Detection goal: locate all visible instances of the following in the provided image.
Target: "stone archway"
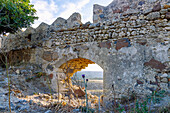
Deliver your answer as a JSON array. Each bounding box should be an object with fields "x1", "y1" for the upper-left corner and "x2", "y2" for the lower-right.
[
  {"x1": 51, "y1": 57, "x2": 104, "y2": 97},
  {"x1": 59, "y1": 58, "x2": 95, "y2": 77}
]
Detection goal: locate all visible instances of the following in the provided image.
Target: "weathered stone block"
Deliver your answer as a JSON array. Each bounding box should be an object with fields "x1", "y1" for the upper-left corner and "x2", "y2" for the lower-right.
[
  {"x1": 43, "y1": 51, "x2": 53, "y2": 61},
  {"x1": 115, "y1": 38, "x2": 131, "y2": 50},
  {"x1": 137, "y1": 80, "x2": 144, "y2": 84},
  {"x1": 49, "y1": 73, "x2": 53, "y2": 79},
  {"x1": 152, "y1": 3, "x2": 161, "y2": 12},
  {"x1": 36, "y1": 22, "x2": 49, "y2": 32},
  {"x1": 67, "y1": 13, "x2": 82, "y2": 28},
  {"x1": 73, "y1": 87, "x2": 85, "y2": 97},
  {"x1": 144, "y1": 58, "x2": 166, "y2": 71},
  {"x1": 164, "y1": 4, "x2": 170, "y2": 9},
  {"x1": 165, "y1": 12, "x2": 170, "y2": 19},
  {"x1": 147, "y1": 12, "x2": 160, "y2": 20},
  {"x1": 99, "y1": 41, "x2": 111, "y2": 49},
  {"x1": 52, "y1": 52, "x2": 59, "y2": 61},
  {"x1": 136, "y1": 39, "x2": 147, "y2": 45},
  {"x1": 47, "y1": 64, "x2": 54, "y2": 71},
  {"x1": 51, "y1": 17, "x2": 67, "y2": 28},
  {"x1": 42, "y1": 51, "x2": 58, "y2": 61}
]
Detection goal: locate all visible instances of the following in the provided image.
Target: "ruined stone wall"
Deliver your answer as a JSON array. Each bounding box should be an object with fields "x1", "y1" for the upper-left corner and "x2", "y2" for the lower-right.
[
  {"x1": 0, "y1": 0, "x2": 169, "y2": 100},
  {"x1": 1, "y1": 2, "x2": 169, "y2": 51},
  {"x1": 93, "y1": 0, "x2": 169, "y2": 23}
]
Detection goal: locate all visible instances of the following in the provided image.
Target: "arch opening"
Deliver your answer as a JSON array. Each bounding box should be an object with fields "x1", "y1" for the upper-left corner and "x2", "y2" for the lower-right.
[
  {"x1": 72, "y1": 64, "x2": 103, "y2": 96},
  {"x1": 58, "y1": 58, "x2": 103, "y2": 97}
]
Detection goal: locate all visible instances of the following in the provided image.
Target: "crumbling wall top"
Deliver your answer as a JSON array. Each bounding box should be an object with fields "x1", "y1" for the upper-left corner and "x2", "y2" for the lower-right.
[{"x1": 93, "y1": 0, "x2": 169, "y2": 23}]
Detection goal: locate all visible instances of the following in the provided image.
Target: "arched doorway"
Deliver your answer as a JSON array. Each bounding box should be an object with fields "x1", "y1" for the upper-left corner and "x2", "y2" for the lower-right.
[{"x1": 58, "y1": 58, "x2": 104, "y2": 97}]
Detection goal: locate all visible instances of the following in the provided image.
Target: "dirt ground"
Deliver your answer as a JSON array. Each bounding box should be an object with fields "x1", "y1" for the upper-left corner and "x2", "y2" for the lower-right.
[{"x1": 73, "y1": 79, "x2": 103, "y2": 96}]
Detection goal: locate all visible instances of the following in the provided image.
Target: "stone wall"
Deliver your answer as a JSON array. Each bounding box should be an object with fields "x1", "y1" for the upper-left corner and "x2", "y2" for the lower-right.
[
  {"x1": 0, "y1": 0, "x2": 169, "y2": 101},
  {"x1": 93, "y1": 0, "x2": 169, "y2": 23}
]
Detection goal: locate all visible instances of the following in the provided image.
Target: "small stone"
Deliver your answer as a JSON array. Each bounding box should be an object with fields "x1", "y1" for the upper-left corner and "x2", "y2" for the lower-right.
[
  {"x1": 72, "y1": 109, "x2": 80, "y2": 112},
  {"x1": 112, "y1": 9, "x2": 121, "y2": 13},
  {"x1": 99, "y1": 41, "x2": 111, "y2": 49},
  {"x1": 139, "y1": 30, "x2": 146, "y2": 34},
  {"x1": 150, "y1": 81, "x2": 158, "y2": 85},
  {"x1": 161, "y1": 78, "x2": 168, "y2": 83},
  {"x1": 119, "y1": 24, "x2": 125, "y2": 28},
  {"x1": 147, "y1": 12, "x2": 160, "y2": 20},
  {"x1": 127, "y1": 32, "x2": 130, "y2": 36},
  {"x1": 29, "y1": 100, "x2": 33, "y2": 105},
  {"x1": 45, "y1": 110, "x2": 52, "y2": 113},
  {"x1": 131, "y1": 31, "x2": 137, "y2": 36},
  {"x1": 49, "y1": 73, "x2": 53, "y2": 79},
  {"x1": 152, "y1": 3, "x2": 161, "y2": 12},
  {"x1": 143, "y1": 8, "x2": 152, "y2": 15},
  {"x1": 164, "y1": 4, "x2": 170, "y2": 9},
  {"x1": 161, "y1": 73, "x2": 168, "y2": 77},
  {"x1": 112, "y1": 32, "x2": 118, "y2": 37},
  {"x1": 138, "y1": 1, "x2": 145, "y2": 6},
  {"x1": 130, "y1": 16, "x2": 137, "y2": 20},
  {"x1": 161, "y1": 15, "x2": 165, "y2": 19},
  {"x1": 119, "y1": 31, "x2": 125, "y2": 37},
  {"x1": 70, "y1": 94, "x2": 74, "y2": 99},
  {"x1": 73, "y1": 87, "x2": 85, "y2": 97},
  {"x1": 165, "y1": 27, "x2": 170, "y2": 31},
  {"x1": 136, "y1": 39, "x2": 147, "y2": 45},
  {"x1": 0, "y1": 106, "x2": 6, "y2": 111},
  {"x1": 15, "y1": 105, "x2": 21, "y2": 110},
  {"x1": 82, "y1": 21, "x2": 91, "y2": 28},
  {"x1": 123, "y1": 18, "x2": 129, "y2": 21},
  {"x1": 165, "y1": 12, "x2": 170, "y2": 19},
  {"x1": 147, "y1": 0, "x2": 157, "y2": 3},
  {"x1": 139, "y1": 15, "x2": 144, "y2": 19},
  {"x1": 46, "y1": 64, "x2": 54, "y2": 71},
  {"x1": 137, "y1": 80, "x2": 144, "y2": 84},
  {"x1": 99, "y1": 14, "x2": 105, "y2": 18}
]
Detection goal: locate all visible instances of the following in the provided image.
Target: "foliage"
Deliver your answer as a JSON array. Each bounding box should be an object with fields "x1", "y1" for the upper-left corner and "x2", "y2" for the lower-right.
[
  {"x1": 147, "y1": 90, "x2": 166, "y2": 104},
  {"x1": 157, "y1": 105, "x2": 170, "y2": 113},
  {"x1": 117, "y1": 90, "x2": 167, "y2": 113},
  {"x1": 0, "y1": 0, "x2": 38, "y2": 34},
  {"x1": 36, "y1": 72, "x2": 46, "y2": 78},
  {"x1": 116, "y1": 104, "x2": 125, "y2": 112},
  {"x1": 131, "y1": 100, "x2": 148, "y2": 113},
  {"x1": 25, "y1": 72, "x2": 46, "y2": 82},
  {"x1": 79, "y1": 106, "x2": 95, "y2": 113}
]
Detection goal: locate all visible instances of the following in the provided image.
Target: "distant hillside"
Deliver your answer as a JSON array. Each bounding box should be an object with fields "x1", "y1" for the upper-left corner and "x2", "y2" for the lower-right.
[{"x1": 72, "y1": 71, "x2": 103, "y2": 80}]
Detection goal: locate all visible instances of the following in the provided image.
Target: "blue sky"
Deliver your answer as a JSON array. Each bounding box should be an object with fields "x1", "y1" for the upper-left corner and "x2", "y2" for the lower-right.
[{"x1": 30, "y1": 0, "x2": 113, "y2": 28}]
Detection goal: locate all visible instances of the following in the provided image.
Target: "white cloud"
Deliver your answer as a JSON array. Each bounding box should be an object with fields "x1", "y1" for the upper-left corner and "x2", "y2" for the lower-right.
[
  {"x1": 59, "y1": 0, "x2": 90, "y2": 21},
  {"x1": 31, "y1": 0, "x2": 58, "y2": 28},
  {"x1": 30, "y1": 0, "x2": 113, "y2": 27}
]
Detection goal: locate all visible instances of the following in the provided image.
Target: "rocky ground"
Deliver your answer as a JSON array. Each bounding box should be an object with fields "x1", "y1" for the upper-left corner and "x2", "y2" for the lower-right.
[
  {"x1": 0, "y1": 68, "x2": 170, "y2": 113},
  {"x1": 0, "y1": 69, "x2": 102, "y2": 113}
]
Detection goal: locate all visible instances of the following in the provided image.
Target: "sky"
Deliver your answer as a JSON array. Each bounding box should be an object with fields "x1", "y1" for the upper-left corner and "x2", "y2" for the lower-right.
[
  {"x1": 30, "y1": 0, "x2": 111, "y2": 71},
  {"x1": 30, "y1": 0, "x2": 113, "y2": 28},
  {"x1": 81, "y1": 64, "x2": 103, "y2": 71}
]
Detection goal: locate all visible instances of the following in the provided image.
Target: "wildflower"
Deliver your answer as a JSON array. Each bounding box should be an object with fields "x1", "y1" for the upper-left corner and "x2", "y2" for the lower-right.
[
  {"x1": 82, "y1": 74, "x2": 85, "y2": 78},
  {"x1": 86, "y1": 79, "x2": 88, "y2": 82}
]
